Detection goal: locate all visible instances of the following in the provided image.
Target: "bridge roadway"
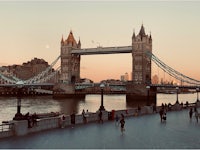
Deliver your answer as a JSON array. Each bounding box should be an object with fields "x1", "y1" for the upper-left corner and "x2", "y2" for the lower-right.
[{"x1": 0, "y1": 108, "x2": 199, "y2": 149}]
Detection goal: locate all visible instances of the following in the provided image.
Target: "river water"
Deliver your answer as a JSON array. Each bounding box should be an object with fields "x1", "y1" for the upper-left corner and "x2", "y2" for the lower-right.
[{"x1": 0, "y1": 93, "x2": 198, "y2": 123}]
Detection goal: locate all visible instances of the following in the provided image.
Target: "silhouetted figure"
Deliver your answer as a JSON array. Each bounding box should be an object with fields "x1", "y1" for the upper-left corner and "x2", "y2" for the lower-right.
[
  {"x1": 138, "y1": 105, "x2": 141, "y2": 115},
  {"x1": 71, "y1": 111, "x2": 76, "y2": 127},
  {"x1": 189, "y1": 108, "x2": 193, "y2": 120},
  {"x1": 32, "y1": 113, "x2": 38, "y2": 127},
  {"x1": 98, "y1": 110, "x2": 103, "y2": 123},
  {"x1": 159, "y1": 108, "x2": 164, "y2": 122},
  {"x1": 186, "y1": 101, "x2": 189, "y2": 108},
  {"x1": 194, "y1": 108, "x2": 199, "y2": 123},
  {"x1": 25, "y1": 112, "x2": 32, "y2": 128},
  {"x1": 164, "y1": 103, "x2": 168, "y2": 111},
  {"x1": 61, "y1": 115, "x2": 66, "y2": 128},
  {"x1": 194, "y1": 107, "x2": 197, "y2": 112},
  {"x1": 115, "y1": 114, "x2": 119, "y2": 126},
  {"x1": 180, "y1": 102, "x2": 183, "y2": 109},
  {"x1": 82, "y1": 109, "x2": 87, "y2": 124},
  {"x1": 153, "y1": 104, "x2": 157, "y2": 113},
  {"x1": 168, "y1": 103, "x2": 172, "y2": 111},
  {"x1": 161, "y1": 103, "x2": 164, "y2": 110},
  {"x1": 162, "y1": 112, "x2": 167, "y2": 121},
  {"x1": 120, "y1": 114, "x2": 125, "y2": 135}
]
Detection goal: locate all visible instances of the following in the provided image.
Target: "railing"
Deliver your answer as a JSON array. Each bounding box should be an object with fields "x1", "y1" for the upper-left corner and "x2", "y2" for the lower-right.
[
  {"x1": 0, "y1": 122, "x2": 14, "y2": 132},
  {"x1": 0, "y1": 122, "x2": 14, "y2": 138}
]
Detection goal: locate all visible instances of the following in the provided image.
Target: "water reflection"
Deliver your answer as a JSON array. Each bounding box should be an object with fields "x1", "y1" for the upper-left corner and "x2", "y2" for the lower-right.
[{"x1": 0, "y1": 93, "x2": 198, "y2": 123}]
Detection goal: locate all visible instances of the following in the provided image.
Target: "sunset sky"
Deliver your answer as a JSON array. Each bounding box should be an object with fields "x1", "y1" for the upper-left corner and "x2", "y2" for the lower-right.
[{"x1": 0, "y1": 0, "x2": 200, "y2": 82}]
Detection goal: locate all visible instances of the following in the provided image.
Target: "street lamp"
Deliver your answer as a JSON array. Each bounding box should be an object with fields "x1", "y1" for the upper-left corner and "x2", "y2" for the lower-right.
[
  {"x1": 99, "y1": 83, "x2": 105, "y2": 111},
  {"x1": 196, "y1": 88, "x2": 199, "y2": 102},
  {"x1": 13, "y1": 81, "x2": 24, "y2": 120},
  {"x1": 146, "y1": 85, "x2": 150, "y2": 106},
  {"x1": 176, "y1": 87, "x2": 179, "y2": 104}
]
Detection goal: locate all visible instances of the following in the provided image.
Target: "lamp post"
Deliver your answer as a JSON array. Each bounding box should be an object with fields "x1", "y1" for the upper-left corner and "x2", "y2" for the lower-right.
[
  {"x1": 196, "y1": 88, "x2": 199, "y2": 102},
  {"x1": 99, "y1": 83, "x2": 105, "y2": 111},
  {"x1": 13, "y1": 81, "x2": 24, "y2": 120},
  {"x1": 176, "y1": 87, "x2": 179, "y2": 104},
  {"x1": 146, "y1": 86, "x2": 150, "y2": 106}
]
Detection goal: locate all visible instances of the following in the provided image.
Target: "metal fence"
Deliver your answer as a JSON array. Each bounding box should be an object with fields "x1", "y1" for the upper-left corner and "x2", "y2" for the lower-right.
[{"x1": 0, "y1": 122, "x2": 14, "y2": 132}]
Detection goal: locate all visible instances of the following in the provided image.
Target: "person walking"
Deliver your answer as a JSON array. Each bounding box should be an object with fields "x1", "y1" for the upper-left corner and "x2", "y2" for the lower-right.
[
  {"x1": 153, "y1": 104, "x2": 157, "y2": 113},
  {"x1": 98, "y1": 110, "x2": 103, "y2": 124},
  {"x1": 115, "y1": 114, "x2": 119, "y2": 126},
  {"x1": 60, "y1": 114, "x2": 66, "y2": 128},
  {"x1": 82, "y1": 109, "x2": 86, "y2": 124},
  {"x1": 159, "y1": 108, "x2": 164, "y2": 122},
  {"x1": 189, "y1": 108, "x2": 193, "y2": 120},
  {"x1": 120, "y1": 114, "x2": 125, "y2": 135},
  {"x1": 194, "y1": 108, "x2": 199, "y2": 123}
]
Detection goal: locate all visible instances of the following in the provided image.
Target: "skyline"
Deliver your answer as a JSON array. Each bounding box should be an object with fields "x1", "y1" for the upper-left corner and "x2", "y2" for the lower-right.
[{"x1": 0, "y1": 1, "x2": 200, "y2": 82}]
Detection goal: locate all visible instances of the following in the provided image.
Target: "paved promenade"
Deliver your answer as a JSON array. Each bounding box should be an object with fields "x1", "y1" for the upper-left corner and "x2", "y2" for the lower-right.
[{"x1": 0, "y1": 108, "x2": 199, "y2": 149}]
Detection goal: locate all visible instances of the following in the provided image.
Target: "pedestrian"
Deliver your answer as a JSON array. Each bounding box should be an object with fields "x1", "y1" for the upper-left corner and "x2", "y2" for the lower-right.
[
  {"x1": 82, "y1": 109, "x2": 86, "y2": 124},
  {"x1": 115, "y1": 114, "x2": 119, "y2": 126},
  {"x1": 85, "y1": 109, "x2": 89, "y2": 118},
  {"x1": 153, "y1": 104, "x2": 157, "y2": 113},
  {"x1": 159, "y1": 108, "x2": 164, "y2": 122},
  {"x1": 185, "y1": 101, "x2": 189, "y2": 108},
  {"x1": 120, "y1": 114, "x2": 125, "y2": 135},
  {"x1": 71, "y1": 111, "x2": 76, "y2": 127},
  {"x1": 194, "y1": 108, "x2": 199, "y2": 123},
  {"x1": 189, "y1": 108, "x2": 193, "y2": 120},
  {"x1": 162, "y1": 112, "x2": 167, "y2": 121},
  {"x1": 98, "y1": 110, "x2": 103, "y2": 123},
  {"x1": 137, "y1": 105, "x2": 141, "y2": 115},
  {"x1": 61, "y1": 114, "x2": 66, "y2": 128},
  {"x1": 32, "y1": 113, "x2": 38, "y2": 127}
]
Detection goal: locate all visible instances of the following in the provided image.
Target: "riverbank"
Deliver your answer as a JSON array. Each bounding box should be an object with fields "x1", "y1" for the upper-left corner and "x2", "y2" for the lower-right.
[
  {"x1": 0, "y1": 101, "x2": 199, "y2": 139},
  {"x1": 0, "y1": 104, "x2": 200, "y2": 149}
]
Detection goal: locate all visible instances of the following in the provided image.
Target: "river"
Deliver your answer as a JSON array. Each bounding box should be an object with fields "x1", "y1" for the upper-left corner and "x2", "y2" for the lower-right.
[{"x1": 0, "y1": 93, "x2": 198, "y2": 123}]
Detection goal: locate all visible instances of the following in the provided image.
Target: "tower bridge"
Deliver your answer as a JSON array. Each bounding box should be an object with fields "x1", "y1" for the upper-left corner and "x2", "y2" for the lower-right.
[
  {"x1": 56, "y1": 24, "x2": 151, "y2": 90},
  {"x1": 1, "y1": 25, "x2": 200, "y2": 104}
]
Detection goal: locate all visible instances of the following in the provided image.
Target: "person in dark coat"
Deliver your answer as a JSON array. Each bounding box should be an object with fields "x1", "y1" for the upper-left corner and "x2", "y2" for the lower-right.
[{"x1": 189, "y1": 108, "x2": 193, "y2": 120}]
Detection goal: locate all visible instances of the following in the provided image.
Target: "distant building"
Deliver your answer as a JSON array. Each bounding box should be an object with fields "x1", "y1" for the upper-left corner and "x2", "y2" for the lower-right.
[
  {"x1": 1, "y1": 58, "x2": 54, "y2": 82},
  {"x1": 120, "y1": 72, "x2": 129, "y2": 82},
  {"x1": 152, "y1": 74, "x2": 159, "y2": 84}
]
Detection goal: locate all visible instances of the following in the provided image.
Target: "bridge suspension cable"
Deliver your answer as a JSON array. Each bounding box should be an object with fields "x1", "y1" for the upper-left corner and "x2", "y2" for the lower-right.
[
  {"x1": 33, "y1": 66, "x2": 61, "y2": 83},
  {"x1": 24, "y1": 55, "x2": 60, "y2": 84},
  {"x1": 146, "y1": 51, "x2": 200, "y2": 86},
  {"x1": 0, "y1": 74, "x2": 17, "y2": 84}
]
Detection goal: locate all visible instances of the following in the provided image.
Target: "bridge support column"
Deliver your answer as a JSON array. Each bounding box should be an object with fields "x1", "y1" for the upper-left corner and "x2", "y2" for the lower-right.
[
  {"x1": 53, "y1": 83, "x2": 85, "y2": 98},
  {"x1": 126, "y1": 83, "x2": 156, "y2": 107}
]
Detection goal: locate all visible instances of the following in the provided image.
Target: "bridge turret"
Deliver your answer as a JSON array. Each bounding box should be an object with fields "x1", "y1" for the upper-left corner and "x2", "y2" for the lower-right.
[
  {"x1": 77, "y1": 37, "x2": 81, "y2": 49},
  {"x1": 65, "y1": 30, "x2": 77, "y2": 47},
  {"x1": 61, "y1": 35, "x2": 64, "y2": 45},
  {"x1": 139, "y1": 24, "x2": 146, "y2": 37},
  {"x1": 132, "y1": 29, "x2": 136, "y2": 42}
]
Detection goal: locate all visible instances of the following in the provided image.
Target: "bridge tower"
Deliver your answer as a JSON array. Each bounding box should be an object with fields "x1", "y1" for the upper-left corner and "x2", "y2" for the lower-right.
[
  {"x1": 127, "y1": 25, "x2": 156, "y2": 105},
  {"x1": 54, "y1": 31, "x2": 81, "y2": 95},
  {"x1": 132, "y1": 24, "x2": 152, "y2": 85}
]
